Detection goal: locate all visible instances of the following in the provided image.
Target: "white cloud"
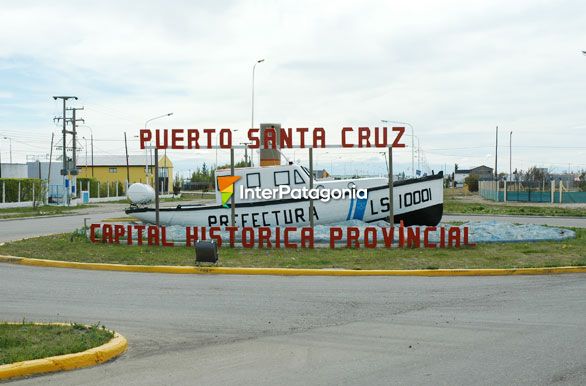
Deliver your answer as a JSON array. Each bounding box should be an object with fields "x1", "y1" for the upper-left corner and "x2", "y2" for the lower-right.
[{"x1": 0, "y1": 0, "x2": 585, "y2": 174}]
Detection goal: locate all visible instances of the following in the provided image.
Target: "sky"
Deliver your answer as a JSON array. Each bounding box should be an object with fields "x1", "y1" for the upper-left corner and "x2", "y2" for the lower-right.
[{"x1": 0, "y1": 0, "x2": 585, "y2": 177}]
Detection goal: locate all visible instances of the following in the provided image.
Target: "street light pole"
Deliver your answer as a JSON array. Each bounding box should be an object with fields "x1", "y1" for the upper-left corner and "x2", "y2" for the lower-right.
[
  {"x1": 3, "y1": 137, "x2": 12, "y2": 163},
  {"x1": 381, "y1": 120, "x2": 415, "y2": 177},
  {"x1": 144, "y1": 113, "x2": 173, "y2": 185},
  {"x1": 251, "y1": 59, "x2": 265, "y2": 166},
  {"x1": 80, "y1": 126, "x2": 94, "y2": 178},
  {"x1": 82, "y1": 136, "x2": 88, "y2": 177},
  {"x1": 240, "y1": 142, "x2": 253, "y2": 166}
]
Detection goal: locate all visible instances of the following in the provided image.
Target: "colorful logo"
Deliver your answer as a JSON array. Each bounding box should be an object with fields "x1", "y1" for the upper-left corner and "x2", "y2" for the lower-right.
[{"x1": 218, "y1": 175, "x2": 240, "y2": 207}]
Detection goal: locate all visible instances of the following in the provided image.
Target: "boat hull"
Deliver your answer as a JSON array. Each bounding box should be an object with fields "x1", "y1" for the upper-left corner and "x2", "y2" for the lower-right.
[{"x1": 126, "y1": 173, "x2": 444, "y2": 227}]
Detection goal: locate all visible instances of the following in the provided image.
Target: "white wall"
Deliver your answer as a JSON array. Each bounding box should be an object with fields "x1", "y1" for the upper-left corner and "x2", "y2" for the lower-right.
[
  {"x1": 0, "y1": 163, "x2": 28, "y2": 178},
  {"x1": 454, "y1": 172, "x2": 468, "y2": 187},
  {"x1": 26, "y1": 161, "x2": 62, "y2": 182}
]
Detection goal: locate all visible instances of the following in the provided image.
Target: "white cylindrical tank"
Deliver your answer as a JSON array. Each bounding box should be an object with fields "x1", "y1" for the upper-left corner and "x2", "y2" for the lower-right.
[{"x1": 127, "y1": 183, "x2": 155, "y2": 205}]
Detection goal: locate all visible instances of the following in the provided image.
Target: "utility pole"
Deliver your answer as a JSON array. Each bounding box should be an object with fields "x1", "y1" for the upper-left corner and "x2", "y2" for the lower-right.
[
  {"x1": 91, "y1": 132, "x2": 94, "y2": 177},
  {"x1": 309, "y1": 147, "x2": 314, "y2": 228},
  {"x1": 67, "y1": 107, "x2": 84, "y2": 175},
  {"x1": 53, "y1": 96, "x2": 77, "y2": 204},
  {"x1": 154, "y1": 148, "x2": 160, "y2": 227},
  {"x1": 164, "y1": 148, "x2": 167, "y2": 194},
  {"x1": 230, "y1": 147, "x2": 235, "y2": 227},
  {"x1": 48, "y1": 133, "x2": 54, "y2": 202},
  {"x1": 494, "y1": 126, "x2": 498, "y2": 180},
  {"x1": 417, "y1": 142, "x2": 421, "y2": 173},
  {"x1": 251, "y1": 59, "x2": 265, "y2": 133},
  {"x1": 82, "y1": 137, "x2": 88, "y2": 176},
  {"x1": 240, "y1": 142, "x2": 252, "y2": 166},
  {"x1": 124, "y1": 132, "x2": 130, "y2": 183},
  {"x1": 67, "y1": 106, "x2": 84, "y2": 199},
  {"x1": 509, "y1": 131, "x2": 513, "y2": 182},
  {"x1": 144, "y1": 113, "x2": 173, "y2": 186},
  {"x1": 388, "y1": 146, "x2": 393, "y2": 224},
  {"x1": 2, "y1": 137, "x2": 12, "y2": 164}
]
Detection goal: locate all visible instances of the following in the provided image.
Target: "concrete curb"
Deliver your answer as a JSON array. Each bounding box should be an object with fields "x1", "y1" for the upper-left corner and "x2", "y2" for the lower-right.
[
  {"x1": 0, "y1": 324, "x2": 127, "y2": 381},
  {"x1": 1, "y1": 255, "x2": 585, "y2": 277}
]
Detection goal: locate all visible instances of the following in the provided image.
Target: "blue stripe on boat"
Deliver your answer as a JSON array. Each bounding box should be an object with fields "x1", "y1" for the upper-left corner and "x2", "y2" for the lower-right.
[
  {"x1": 346, "y1": 198, "x2": 355, "y2": 220},
  {"x1": 353, "y1": 198, "x2": 368, "y2": 220}
]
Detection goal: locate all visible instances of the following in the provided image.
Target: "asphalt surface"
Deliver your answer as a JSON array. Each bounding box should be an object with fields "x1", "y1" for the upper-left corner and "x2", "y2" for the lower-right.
[
  {"x1": 2, "y1": 265, "x2": 585, "y2": 385},
  {"x1": 0, "y1": 211, "x2": 122, "y2": 242}
]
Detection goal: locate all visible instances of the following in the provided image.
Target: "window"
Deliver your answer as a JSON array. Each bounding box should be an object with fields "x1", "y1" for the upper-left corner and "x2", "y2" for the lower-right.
[
  {"x1": 294, "y1": 170, "x2": 305, "y2": 184},
  {"x1": 247, "y1": 173, "x2": 261, "y2": 188},
  {"x1": 108, "y1": 167, "x2": 117, "y2": 173},
  {"x1": 274, "y1": 171, "x2": 290, "y2": 186}
]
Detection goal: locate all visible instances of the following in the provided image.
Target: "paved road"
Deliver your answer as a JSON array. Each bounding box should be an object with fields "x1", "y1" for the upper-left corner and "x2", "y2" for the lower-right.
[
  {"x1": 0, "y1": 211, "x2": 123, "y2": 242},
  {"x1": 2, "y1": 265, "x2": 585, "y2": 385},
  {"x1": 0, "y1": 200, "x2": 212, "y2": 243},
  {"x1": 443, "y1": 214, "x2": 586, "y2": 228}
]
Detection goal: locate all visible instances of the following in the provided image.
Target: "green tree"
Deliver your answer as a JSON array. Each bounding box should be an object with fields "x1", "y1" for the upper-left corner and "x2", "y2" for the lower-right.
[
  {"x1": 214, "y1": 160, "x2": 249, "y2": 170},
  {"x1": 464, "y1": 174, "x2": 479, "y2": 192},
  {"x1": 173, "y1": 173, "x2": 182, "y2": 195},
  {"x1": 524, "y1": 166, "x2": 547, "y2": 183}
]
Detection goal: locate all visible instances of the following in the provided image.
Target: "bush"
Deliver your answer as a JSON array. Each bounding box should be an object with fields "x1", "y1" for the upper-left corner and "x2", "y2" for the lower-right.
[
  {"x1": 77, "y1": 178, "x2": 125, "y2": 198},
  {"x1": 0, "y1": 178, "x2": 45, "y2": 204},
  {"x1": 464, "y1": 174, "x2": 479, "y2": 192}
]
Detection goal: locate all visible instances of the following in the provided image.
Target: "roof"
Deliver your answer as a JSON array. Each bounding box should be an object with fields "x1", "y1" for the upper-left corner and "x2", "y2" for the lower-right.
[
  {"x1": 455, "y1": 165, "x2": 493, "y2": 174},
  {"x1": 471, "y1": 165, "x2": 493, "y2": 172},
  {"x1": 77, "y1": 155, "x2": 172, "y2": 167}
]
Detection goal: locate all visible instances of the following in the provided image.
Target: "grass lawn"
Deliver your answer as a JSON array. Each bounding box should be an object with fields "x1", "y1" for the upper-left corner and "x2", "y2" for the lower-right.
[
  {"x1": 0, "y1": 323, "x2": 113, "y2": 365},
  {"x1": 0, "y1": 205, "x2": 94, "y2": 220},
  {"x1": 0, "y1": 229, "x2": 584, "y2": 270},
  {"x1": 443, "y1": 189, "x2": 586, "y2": 217},
  {"x1": 444, "y1": 200, "x2": 586, "y2": 217}
]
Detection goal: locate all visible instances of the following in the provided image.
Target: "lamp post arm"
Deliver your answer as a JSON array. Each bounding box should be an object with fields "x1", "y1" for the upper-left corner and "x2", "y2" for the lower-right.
[
  {"x1": 145, "y1": 112, "x2": 174, "y2": 130},
  {"x1": 381, "y1": 119, "x2": 415, "y2": 177}
]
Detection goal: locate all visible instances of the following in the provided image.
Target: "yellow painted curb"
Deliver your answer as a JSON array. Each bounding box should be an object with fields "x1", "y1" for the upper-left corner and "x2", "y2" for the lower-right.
[
  {"x1": 1, "y1": 255, "x2": 586, "y2": 276},
  {"x1": 0, "y1": 324, "x2": 127, "y2": 381}
]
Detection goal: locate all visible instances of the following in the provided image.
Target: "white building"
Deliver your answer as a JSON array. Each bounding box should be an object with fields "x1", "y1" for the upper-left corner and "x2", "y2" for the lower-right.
[{"x1": 0, "y1": 163, "x2": 28, "y2": 178}]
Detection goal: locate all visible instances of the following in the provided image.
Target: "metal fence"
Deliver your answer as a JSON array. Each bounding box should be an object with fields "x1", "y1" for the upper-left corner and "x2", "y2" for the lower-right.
[{"x1": 479, "y1": 180, "x2": 586, "y2": 204}]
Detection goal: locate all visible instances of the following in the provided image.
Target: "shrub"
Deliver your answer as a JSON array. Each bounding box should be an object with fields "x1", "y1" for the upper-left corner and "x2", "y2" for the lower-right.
[
  {"x1": 77, "y1": 178, "x2": 125, "y2": 198},
  {"x1": 0, "y1": 178, "x2": 45, "y2": 204},
  {"x1": 464, "y1": 174, "x2": 479, "y2": 192}
]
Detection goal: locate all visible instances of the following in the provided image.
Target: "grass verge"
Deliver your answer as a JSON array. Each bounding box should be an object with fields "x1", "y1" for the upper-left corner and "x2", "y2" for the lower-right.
[
  {"x1": 0, "y1": 322, "x2": 113, "y2": 365},
  {"x1": 0, "y1": 229, "x2": 584, "y2": 270},
  {"x1": 443, "y1": 189, "x2": 586, "y2": 217},
  {"x1": 444, "y1": 200, "x2": 586, "y2": 217},
  {"x1": 0, "y1": 205, "x2": 94, "y2": 220}
]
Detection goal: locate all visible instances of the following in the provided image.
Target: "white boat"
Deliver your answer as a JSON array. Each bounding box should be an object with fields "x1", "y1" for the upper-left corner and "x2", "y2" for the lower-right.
[{"x1": 126, "y1": 163, "x2": 444, "y2": 227}]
